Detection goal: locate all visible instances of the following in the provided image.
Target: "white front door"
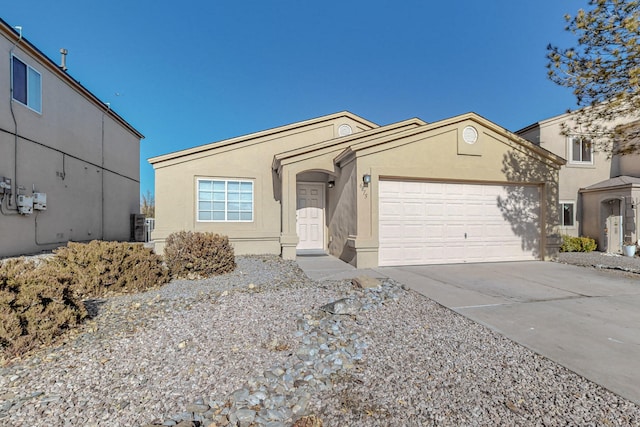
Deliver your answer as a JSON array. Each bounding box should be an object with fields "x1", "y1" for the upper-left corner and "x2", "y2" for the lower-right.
[
  {"x1": 605, "y1": 200, "x2": 623, "y2": 253},
  {"x1": 296, "y1": 183, "x2": 325, "y2": 251}
]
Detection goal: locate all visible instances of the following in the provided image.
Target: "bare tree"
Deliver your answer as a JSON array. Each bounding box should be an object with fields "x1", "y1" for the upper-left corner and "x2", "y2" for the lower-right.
[
  {"x1": 547, "y1": 0, "x2": 640, "y2": 156},
  {"x1": 140, "y1": 190, "x2": 155, "y2": 218}
]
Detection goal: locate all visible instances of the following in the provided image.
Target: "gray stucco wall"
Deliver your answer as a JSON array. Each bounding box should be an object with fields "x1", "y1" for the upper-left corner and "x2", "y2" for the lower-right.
[{"x1": 0, "y1": 31, "x2": 141, "y2": 257}]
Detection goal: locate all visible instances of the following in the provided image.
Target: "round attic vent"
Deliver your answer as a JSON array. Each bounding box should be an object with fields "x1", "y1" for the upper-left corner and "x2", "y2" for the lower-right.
[
  {"x1": 338, "y1": 124, "x2": 353, "y2": 137},
  {"x1": 462, "y1": 126, "x2": 478, "y2": 144}
]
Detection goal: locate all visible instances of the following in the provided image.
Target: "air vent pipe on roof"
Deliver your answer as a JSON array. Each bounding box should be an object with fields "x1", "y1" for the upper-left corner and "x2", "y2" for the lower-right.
[{"x1": 60, "y1": 48, "x2": 68, "y2": 71}]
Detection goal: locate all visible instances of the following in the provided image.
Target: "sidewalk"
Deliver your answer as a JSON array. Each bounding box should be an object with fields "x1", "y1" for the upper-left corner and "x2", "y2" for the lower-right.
[{"x1": 295, "y1": 253, "x2": 386, "y2": 281}]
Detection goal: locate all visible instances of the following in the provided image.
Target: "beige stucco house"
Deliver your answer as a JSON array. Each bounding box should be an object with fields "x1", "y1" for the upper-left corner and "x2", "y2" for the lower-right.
[
  {"x1": 0, "y1": 18, "x2": 143, "y2": 257},
  {"x1": 151, "y1": 111, "x2": 564, "y2": 268},
  {"x1": 517, "y1": 113, "x2": 640, "y2": 253}
]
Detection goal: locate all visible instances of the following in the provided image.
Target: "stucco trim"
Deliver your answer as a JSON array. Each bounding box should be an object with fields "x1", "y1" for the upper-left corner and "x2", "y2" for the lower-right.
[
  {"x1": 580, "y1": 184, "x2": 640, "y2": 194},
  {"x1": 149, "y1": 111, "x2": 379, "y2": 166},
  {"x1": 272, "y1": 118, "x2": 425, "y2": 175},
  {"x1": 333, "y1": 113, "x2": 566, "y2": 168}
]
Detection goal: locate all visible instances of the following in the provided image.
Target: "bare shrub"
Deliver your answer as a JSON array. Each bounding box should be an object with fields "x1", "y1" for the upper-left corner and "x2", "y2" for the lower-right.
[
  {"x1": 0, "y1": 259, "x2": 87, "y2": 359},
  {"x1": 51, "y1": 240, "x2": 170, "y2": 299},
  {"x1": 164, "y1": 231, "x2": 236, "y2": 279}
]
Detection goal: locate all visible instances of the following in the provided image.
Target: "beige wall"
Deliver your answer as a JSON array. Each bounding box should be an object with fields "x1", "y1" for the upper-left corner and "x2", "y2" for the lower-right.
[
  {"x1": 151, "y1": 114, "x2": 374, "y2": 254},
  {"x1": 327, "y1": 160, "x2": 357, "y2": 263},
  {"x1": 152, "y1": 113, "x2": 561, "y2": 267},
  {"x1": 523, "y1": 115, "x2": 640, "y2": 238},
  {"x1": 580, "y1": 188, "x2": 640, "y2": 249},
  {"x1": 0, "y1": 28, "x2": 141, "y2": 257},
  {"x1": 619, "y1": 153, "x2": 640, "y2": 177},
  {"x1": 344, "y1": 118, "x2": 561, "y2": 267}
]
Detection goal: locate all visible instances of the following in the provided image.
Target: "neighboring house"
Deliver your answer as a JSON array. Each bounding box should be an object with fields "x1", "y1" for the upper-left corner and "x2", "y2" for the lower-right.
[
  {"x1": 150, "y1": 111, "x2": 564, "y2": 268},
  {"x1": 0, "y1": 19, "x2": 144, "y2": 257},
  {"x1": 517, "y1": 113, "x2": 640, "y2": 253}
]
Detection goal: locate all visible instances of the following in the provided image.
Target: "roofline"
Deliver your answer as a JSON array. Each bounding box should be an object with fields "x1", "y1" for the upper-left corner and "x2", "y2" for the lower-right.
[
  {"x1": 580, "y1": 175, "x2": 640, "y2": 193},
  {"x1": 580, "y1": 183, "x2": 640, "y2": 193},
  {"x1": 334, "y1": 112, "x2": 566, "y2": 166},
  {"x1": 0, "y1": 18, "x2": 144, "y2": 140},
  {"x1": 514, "y1": 122, "x2": 540, "y2": 135},
  {"x1": 149, "y1": 111, "x2": 379, "y2": 165},
  {"x1": 271, "y1": 117, "x2": 427, "y2": 173}
]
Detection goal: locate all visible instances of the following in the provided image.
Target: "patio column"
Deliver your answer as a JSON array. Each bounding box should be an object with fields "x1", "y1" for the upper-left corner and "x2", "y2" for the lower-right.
[{"x1": 280, "y1": 168, "x2": 298, "y2": 259}]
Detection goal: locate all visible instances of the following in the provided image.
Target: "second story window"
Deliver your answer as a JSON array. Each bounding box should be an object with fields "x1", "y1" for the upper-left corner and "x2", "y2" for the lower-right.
[
  {"x1": 12, "y1": 56, "x2": 42, "y2": 113},
  {"x1": 569, "y1": 136, "x2": 593, "y2": 164}
]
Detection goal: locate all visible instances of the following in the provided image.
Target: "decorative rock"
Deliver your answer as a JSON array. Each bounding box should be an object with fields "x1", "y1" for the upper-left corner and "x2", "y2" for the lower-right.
[
  {"x1": 229, "y1": 388, "x2": 249, "y2": 405},
  {"x1": 292, "y1": 415, "x2": 323, "y2": 427},
  {"x1": 352, "y1": 276, "x2": 381, "y2": 289},
  {"x1": 235, "y1": 408, "x2": 256, "y2": 427},
  {"x1": 320, "y1": 298, "x2": 362, "y2": 315},
  {"x1": 185, "y1": 403, "x2": 210, "y2": 414},
  {"x1": 0, "y1": 257, "x2": 409, "y2": 427}
]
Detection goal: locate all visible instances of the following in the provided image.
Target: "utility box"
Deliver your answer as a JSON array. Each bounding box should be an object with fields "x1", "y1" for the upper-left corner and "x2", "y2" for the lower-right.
[
  {"x1": 0, "y1": 177, "x2": 11, "y2": 195},
  {"x1": 17, "y1": 195, "x2": 33, "y2": 215},
  {"x1": 130, "y1": 214, "x2": 145, "y2": 242},
  {"x1": 33, "y1": 193, "x2": 47, "y2": 210}
]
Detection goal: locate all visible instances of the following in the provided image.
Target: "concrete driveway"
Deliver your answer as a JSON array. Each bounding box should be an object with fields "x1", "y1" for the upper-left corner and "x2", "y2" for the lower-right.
[{"x1": 377, "y1": 261, "x2": 640, "y2": 405}]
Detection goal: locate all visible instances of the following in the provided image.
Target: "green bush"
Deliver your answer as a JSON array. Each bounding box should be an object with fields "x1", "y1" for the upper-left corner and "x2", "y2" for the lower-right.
[
  {"x1": 579, "y1": 236, "x2": 597, "y2": 252},
  {"x1": 0, "y1": 258, "x2": 87, "y2": 359},
  {"x1": 51, "y1": 240, "x2": 170, "y2": 299},
  {"x1": 560, "y1": 235, "x2": 597, "y2": 252},
  {"x1": 164, "y1": 231, "x2": 236, "y2": 279}
]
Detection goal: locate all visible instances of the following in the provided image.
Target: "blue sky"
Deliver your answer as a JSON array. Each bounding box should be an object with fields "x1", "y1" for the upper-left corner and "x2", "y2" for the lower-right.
[{"x1": 4, "y1": 1, "x2": 586, "y2": 198}]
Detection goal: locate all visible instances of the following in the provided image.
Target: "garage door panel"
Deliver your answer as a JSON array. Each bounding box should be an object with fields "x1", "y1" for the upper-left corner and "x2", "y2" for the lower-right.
[
  {"x1": 425, "y1": 225, "x2": 446, "y2": 239},
  {"x1": 379, "y1": 181, "x2": 540, "y2": 266},
  {"x1": 444, "y1": 224, "x2": 466, "y2": 239},
  {"x1": 403, "y1": 223, "x2": 428, "y2": 238},
  {"x1": 403, "y1": 202, "x2": 426, "y2": 217},
  {"x1": 380, "y1": 200, "x2": 403, "y2": 217},
  {"x1": 379, "y1": 224, "x2": 402, "y2": 238}
]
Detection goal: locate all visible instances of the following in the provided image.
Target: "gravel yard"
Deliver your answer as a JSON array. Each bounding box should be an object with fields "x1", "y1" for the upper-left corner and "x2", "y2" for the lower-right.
[{"x1": 1, "y1": 253, "x2": 639, "y2": 426}]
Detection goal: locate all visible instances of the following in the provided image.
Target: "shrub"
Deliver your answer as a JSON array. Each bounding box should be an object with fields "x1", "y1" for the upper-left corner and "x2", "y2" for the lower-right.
[
  {"x1": 0, "y1": 258, "x2": 87, "y2": 359},
  {"x1": 51, "y1": 240, "x2": 170, "y2": 298},
  {"x1": 164, "y1": 231, "x2": 236, "y2": 279},
  {"x1": 579, "y1": 236, "x2": 597, "y2": 252},
  {"x1": 560, "y1": 235, "x2": 597, "y2": 252}
]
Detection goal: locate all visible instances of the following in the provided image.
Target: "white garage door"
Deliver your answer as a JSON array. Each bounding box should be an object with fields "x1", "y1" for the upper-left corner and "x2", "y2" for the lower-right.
[{"x1": 379, "y1": 181, "x2": 540, "y2": 266}]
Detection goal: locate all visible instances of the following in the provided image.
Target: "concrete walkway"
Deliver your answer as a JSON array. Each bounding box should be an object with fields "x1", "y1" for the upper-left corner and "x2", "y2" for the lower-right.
[
  {"x1": 296, "y1": 254, "x2": 640, "y2": 405},
  {"x1": 295, "y1": 254, "x2": 386, "y2": 281}
]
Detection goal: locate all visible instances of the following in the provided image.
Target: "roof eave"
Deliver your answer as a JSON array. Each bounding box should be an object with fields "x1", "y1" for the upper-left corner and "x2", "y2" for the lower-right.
[
  {"x1": 271, "y1": 117, "x2": 427, "y2": 172},
  {"x1": 150, "y1": 111, "x2": 379, "y2": 165},
  {"x1": 0, "y1": 18, "x2": 144, "y2": 140}
]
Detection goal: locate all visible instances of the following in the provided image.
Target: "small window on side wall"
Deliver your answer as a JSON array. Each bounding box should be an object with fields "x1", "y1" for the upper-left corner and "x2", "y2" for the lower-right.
[
  {"x1": 560, "y1": 202, "x2": 575, "y2": 227},
  {"x1": 569, "y1": 136, "x2": 593, "y2": 164},
  {"x1": 11, "y1": 56, "x2": 41, "y2": 113},
  {"x1": 197, "y1": 178, "x2": 253, "y2": 222}
]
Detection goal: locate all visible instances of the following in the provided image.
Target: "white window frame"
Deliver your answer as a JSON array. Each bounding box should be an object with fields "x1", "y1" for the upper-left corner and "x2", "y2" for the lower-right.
[
  {"x1": 560, "y1": 201, "x2": 575, "y2": 227},
  {"x1": 197, "y1": 178, "x2": 254, "y2": 222},
  {"x1": 11, "y1": 55, "x2": 42, "y2": 114},
  {"x1": 568, "y1": 136, "x2": 593, "y2": 165}
]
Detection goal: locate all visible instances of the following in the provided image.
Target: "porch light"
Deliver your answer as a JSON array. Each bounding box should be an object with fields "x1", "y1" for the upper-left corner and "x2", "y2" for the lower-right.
[
  {"x1": 363, "y1": 174, "x2": 371, "y2": 186},
  {"x1": 328, "y1": 180, "x2": 335, "y2": 188}
]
